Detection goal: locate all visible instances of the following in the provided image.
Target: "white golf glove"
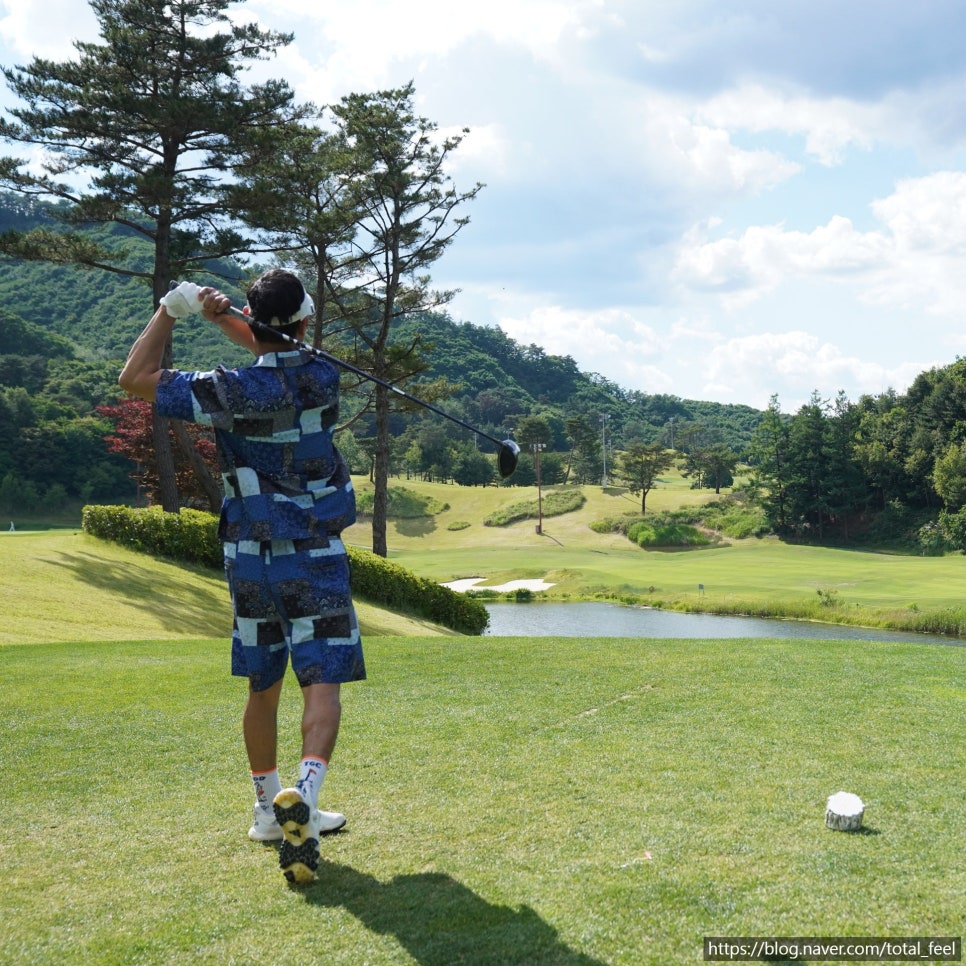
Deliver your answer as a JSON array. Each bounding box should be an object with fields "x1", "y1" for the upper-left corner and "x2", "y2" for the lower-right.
[{"x1": 160, "y1": 281, "x2": 203, "y2": 318}]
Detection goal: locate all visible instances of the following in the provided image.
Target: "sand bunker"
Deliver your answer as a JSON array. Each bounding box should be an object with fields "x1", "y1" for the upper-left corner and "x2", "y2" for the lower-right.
[{"x1": 443, "y1": 577, "x2": 556, "y2": 593}]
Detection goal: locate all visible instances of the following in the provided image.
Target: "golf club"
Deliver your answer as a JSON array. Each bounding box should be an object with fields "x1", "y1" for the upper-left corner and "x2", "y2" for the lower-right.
[{"x1": 224, "y1": 303, "x2": 520, "y2": 478}]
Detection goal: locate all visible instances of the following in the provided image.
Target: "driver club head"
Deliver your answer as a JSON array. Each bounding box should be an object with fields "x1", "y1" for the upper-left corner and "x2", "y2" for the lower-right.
[{"x1": 497, "y1": 440, "x2": 520, "y2": 478}]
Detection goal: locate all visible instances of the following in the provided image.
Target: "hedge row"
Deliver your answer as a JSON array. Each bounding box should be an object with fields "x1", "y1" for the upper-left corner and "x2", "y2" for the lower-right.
[
  {"x1": 82, "y1": 504, "x2": 222, "y2": 568},
  {"x1": 81, "y1": 504, "x2": 489, "y2": 636},
  {"x1": 345, "y1": 549, "x2": 488, "y2": 635}
]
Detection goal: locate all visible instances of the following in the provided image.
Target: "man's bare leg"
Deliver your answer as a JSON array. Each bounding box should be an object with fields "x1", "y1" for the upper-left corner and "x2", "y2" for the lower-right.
[{"x1": 243, "y1": 678, "x2": 283, "y2": 772}]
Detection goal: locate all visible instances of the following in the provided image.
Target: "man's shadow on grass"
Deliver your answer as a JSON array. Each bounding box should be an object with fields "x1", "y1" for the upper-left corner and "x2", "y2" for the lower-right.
[{"x1": 300, "y1": 861, "x2": 606, "y2": 966}]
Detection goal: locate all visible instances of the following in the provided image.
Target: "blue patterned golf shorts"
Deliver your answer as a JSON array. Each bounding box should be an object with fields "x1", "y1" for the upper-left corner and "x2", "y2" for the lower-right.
[{"x1": 225, "y1": 536, "x2": 366, "y2": 691}]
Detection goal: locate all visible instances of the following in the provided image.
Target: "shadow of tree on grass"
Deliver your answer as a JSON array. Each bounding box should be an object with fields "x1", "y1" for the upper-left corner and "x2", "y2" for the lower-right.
[{"x1": 43, "y1": 549, "x2": 228, "y2": 636}]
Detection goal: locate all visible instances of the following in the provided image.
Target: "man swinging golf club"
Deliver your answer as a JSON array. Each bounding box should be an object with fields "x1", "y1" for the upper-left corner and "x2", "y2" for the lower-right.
[{"x1": 119, "y1": 269, "x2": 365, "y2": 885}]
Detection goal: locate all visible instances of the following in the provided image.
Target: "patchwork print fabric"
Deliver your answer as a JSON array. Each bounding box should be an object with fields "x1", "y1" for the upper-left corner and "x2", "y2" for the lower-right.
[
  {"x1": 225, "y1": 537, "x2": 366, "y2": 691},
  {"x1": 155, "y1": 350, "x2": 356, "y2": 541}
]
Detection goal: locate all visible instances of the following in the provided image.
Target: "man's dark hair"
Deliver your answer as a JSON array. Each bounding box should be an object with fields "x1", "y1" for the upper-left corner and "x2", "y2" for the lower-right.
[{"x1": 247, "y1": 269, "x2": 308, "y2": 343}]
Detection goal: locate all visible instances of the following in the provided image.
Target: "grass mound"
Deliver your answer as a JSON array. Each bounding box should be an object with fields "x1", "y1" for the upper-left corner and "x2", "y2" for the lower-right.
[
  {"x1": 483, "y1": 487, "x2": 585, "y2": 526},
  {"x1": 356, "y1": 486, "x2": 449, "y2": 518},
  {"x1": 0, "y1": 529, "x2": 461, "y2": 644}
]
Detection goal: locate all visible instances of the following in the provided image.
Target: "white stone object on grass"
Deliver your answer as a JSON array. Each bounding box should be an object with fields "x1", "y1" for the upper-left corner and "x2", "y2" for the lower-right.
[{"x1": 825, "y1": 791, "x2": 865, "y2": 831}]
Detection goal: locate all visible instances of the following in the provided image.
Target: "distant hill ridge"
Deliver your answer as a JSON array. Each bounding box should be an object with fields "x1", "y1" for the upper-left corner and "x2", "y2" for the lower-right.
[{"x1": 0, "y1": 191, "x2": 763, "y2": 452}]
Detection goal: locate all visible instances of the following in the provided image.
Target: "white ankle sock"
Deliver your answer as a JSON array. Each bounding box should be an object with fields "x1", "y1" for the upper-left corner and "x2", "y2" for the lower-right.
[
  {"x1": 294, "y1": 756, "x2": 328, "y2": 809},
  {"x1": 251, "y1": 768, "x2": 282, "y2": 812}
]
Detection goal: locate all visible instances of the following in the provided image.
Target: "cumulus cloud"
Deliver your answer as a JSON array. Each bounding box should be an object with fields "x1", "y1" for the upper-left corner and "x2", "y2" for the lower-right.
[
  {"x1": 696, "y1": 84, "x2": 877, "y2": 165},
  {"x1": 635, "y1": 93, "x2": 802, "y2": 195},
  {"x1": 0, "y1": 0, "x2": 97, "y2": 60},
  {"x1": 698, "y1": 330, "x2": 932, "y2": 410},
  {"x1": 496, "y1": 304, "x2": 673, "y2": 388},
  {"x1": 671, "y1": 171, "x2": 966, "y2": 318}
]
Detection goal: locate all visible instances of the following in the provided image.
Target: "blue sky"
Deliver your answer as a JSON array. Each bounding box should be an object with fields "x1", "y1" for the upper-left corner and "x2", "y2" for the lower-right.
[{"x1": 2, "y1": 0, "x2": 966, "y2": 410}]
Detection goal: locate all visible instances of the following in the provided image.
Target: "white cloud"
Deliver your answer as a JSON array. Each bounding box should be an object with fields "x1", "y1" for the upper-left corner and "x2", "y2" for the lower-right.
[
  {"x1": 241, "y1": 0, "x2": 605, "y2": 100},
  {"x1": 612, "y1": 89, "x2": 802, "y2": 199},
  {"x1": 496, "y1": 304, "x2": 671, "y2": 388},
  {"x1": 672, "y1": 171, "x2": 966, "y2": 318},
  {"x1": 701, "y1": 330, "x2": 931, "y2": 410},
  {"x1": 0, "y1": 0, "x2": 98, "y2": 59},
  {"x1": 697, "y1": 83, "x2": 877, "y2": 165}
]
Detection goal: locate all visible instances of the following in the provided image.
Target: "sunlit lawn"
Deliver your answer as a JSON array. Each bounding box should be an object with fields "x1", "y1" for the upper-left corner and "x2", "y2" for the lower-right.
[{"x1": 3, "y1": 634, "x2": 964, "y2": 964}]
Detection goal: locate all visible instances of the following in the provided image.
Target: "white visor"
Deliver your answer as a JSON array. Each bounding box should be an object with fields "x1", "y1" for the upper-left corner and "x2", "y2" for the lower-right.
[{"x1": 245, "y1": 288, "x2": 315, "y2": 327}]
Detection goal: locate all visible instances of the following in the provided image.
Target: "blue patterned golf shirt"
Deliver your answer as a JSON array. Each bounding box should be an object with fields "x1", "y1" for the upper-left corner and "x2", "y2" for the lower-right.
[{"x1": 155, "y1": 349, "x2": 356, "y2": 542}]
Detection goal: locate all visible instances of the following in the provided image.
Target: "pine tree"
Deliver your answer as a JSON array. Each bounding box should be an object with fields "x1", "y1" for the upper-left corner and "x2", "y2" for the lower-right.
[{"x1": 0, "y1": 0, "x2": 305, "y2": 510}]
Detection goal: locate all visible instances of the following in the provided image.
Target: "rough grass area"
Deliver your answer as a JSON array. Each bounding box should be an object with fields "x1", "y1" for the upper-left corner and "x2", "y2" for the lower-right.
[
  {"x1": 0, "y1": 529, "x2": 459, "y2": 644},
  {"x1": 2, "y1": 635, "x2": 963, "y2": 965},
  {"x1": 356, "y1": 485, "x2": 449, "y2": 518}
]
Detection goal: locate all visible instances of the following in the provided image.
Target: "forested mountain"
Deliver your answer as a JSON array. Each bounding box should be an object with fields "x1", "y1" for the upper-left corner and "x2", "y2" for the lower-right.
[
  {"x1": 0, "y1": 192, "x2": 763, "y2": 515},
  {"x1": 8, "y1": 192, "x2": 966, "y2": 554}
]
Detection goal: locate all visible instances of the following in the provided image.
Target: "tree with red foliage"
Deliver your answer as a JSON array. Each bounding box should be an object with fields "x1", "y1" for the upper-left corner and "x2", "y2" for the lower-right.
[{"x1": 97, "y1": 399, "x2": 222, "y2": 511}]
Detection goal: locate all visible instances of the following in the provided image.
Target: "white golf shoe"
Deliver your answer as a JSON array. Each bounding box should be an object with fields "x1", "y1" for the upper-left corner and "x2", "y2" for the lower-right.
[
  {"x1": 272, "y1": 788, "x2": 346, "y2": 884},
  {"x1": 249, "y1": 804, "x2": 284, "y2": 842},
  {"x1": 249, "y1": 800, "x2": 347, "y2": 844}
]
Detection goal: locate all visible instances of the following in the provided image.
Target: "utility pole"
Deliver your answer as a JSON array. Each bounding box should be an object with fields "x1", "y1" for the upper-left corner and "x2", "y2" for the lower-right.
[{"x1": 532, "y1": 442, "x2": 546, "y2": 533}]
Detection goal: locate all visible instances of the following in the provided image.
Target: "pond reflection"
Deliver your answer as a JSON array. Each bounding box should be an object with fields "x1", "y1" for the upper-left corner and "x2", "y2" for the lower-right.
[{"x1": 483, "y1": 601, "x2": 962, "y2": 646}]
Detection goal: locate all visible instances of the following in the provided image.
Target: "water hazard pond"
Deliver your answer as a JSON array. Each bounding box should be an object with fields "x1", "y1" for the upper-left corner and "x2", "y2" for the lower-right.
[{"x1": 483, "y1": 601, "x2": 963, "y2": 647}]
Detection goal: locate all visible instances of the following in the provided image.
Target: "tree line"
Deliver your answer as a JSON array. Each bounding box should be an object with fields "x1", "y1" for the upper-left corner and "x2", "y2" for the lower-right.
[
  {"x1": 0, "y1": 0, "x2": 477, "y2": 555},
  {"x1": 0, "y1": 187, "x2": 762, "y2": 522},
  {"x1": 749, "y1": 375, "x2": 966, "y2": 551}
]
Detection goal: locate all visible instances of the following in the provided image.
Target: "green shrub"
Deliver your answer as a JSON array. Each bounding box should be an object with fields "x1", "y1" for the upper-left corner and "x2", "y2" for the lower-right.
[
  {"x1": 447, "y1": 520, "x2": 471, "y2": 531},
  {"x1": 82, "y1": 505, "x2": 488, "y2": 635},
  {"x1": 82, "y1": 504, "x2": 222, "y2": 567},
  {"x1": 484, "y1": 488, "x2": 585, "y2": 527},
  {"x1": 626, "y1": 520, "x2": 711, "y2": 548},
  {"x1": 816, "y1": 587, "x2": 840, "y2": 607},
  {"x1": 346, "y1": 546, "x2": 488, "y2": 634}
]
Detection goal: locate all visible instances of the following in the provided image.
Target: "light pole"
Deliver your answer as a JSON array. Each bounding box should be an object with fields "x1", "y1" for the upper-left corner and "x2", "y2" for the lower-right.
[
  {"x1": 531, "y1": 442, "x2": 546, "y2": 533},
  {"x1": 600, "y1": 413, "x2": 610, "y2": 487}
]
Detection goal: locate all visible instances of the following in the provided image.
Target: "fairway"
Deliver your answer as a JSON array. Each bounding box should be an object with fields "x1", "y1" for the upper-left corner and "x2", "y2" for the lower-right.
[
  {"x1": 2, "y1": 634, "x2": 963, "y2": 965},
  {"x1": 345, "y1": 476, "x2": 966, "y2": 634},
  {"x1": 3, "y1": 519, "x2": 964, "y2": 963}
]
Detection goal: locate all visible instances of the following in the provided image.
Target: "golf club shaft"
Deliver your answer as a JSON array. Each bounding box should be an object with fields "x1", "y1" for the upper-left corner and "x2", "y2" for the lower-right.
[{"x1": 227, "y1": 306, "x2": 509, "y2": 451}]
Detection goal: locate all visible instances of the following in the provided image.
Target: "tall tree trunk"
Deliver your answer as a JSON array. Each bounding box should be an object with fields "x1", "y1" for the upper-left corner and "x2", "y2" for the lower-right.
[
  {"x1": 371, "y1": 383, "x2": 390, "y2": 557},
  {"x1": 171, "y1": 419, "x2": 223, "y2": 513},
  {"x1": 152, "y1": 249, "x2": 180, "y2": 512},
  {"x1": 152, "y1": 408, "x2": 180, "y2": 512}
]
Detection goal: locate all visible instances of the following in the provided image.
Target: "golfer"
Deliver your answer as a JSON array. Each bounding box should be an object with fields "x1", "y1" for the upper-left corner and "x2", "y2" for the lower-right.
[{"x1": 119, "y1": 269, "x2": 365, "y2": 884}]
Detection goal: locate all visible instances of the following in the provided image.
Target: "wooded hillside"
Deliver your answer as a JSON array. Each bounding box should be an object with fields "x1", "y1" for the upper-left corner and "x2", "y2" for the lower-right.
[{"x1": 0, "y1": 192, "x2": 763, "y2": 514}]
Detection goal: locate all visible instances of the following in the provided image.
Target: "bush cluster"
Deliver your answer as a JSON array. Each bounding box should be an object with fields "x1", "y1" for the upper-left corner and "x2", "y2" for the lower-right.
[
  {"x1": 484, "y1": 488, "x2": 585, "y2": 527},
  {"x1": 81, "y1": 505, "x2": 488, "y2": 635},
  {"x1": 627, "y1": 520, "x2": 711, "y2": 548},
  {"x1": 592, "y1": 495, "x2": 767, "y2": 545},
  {"x1": 82, "y1": 504, "x2": 222, "y2": 567}
]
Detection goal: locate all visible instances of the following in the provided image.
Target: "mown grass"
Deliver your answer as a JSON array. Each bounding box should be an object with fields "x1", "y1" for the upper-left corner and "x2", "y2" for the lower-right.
[
  {"x1": 0, "y1": 529, "x2": 459, "y2": 643},
  {"x1": 2, "y1": 634, "x2": 963, "y2": 965}
]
